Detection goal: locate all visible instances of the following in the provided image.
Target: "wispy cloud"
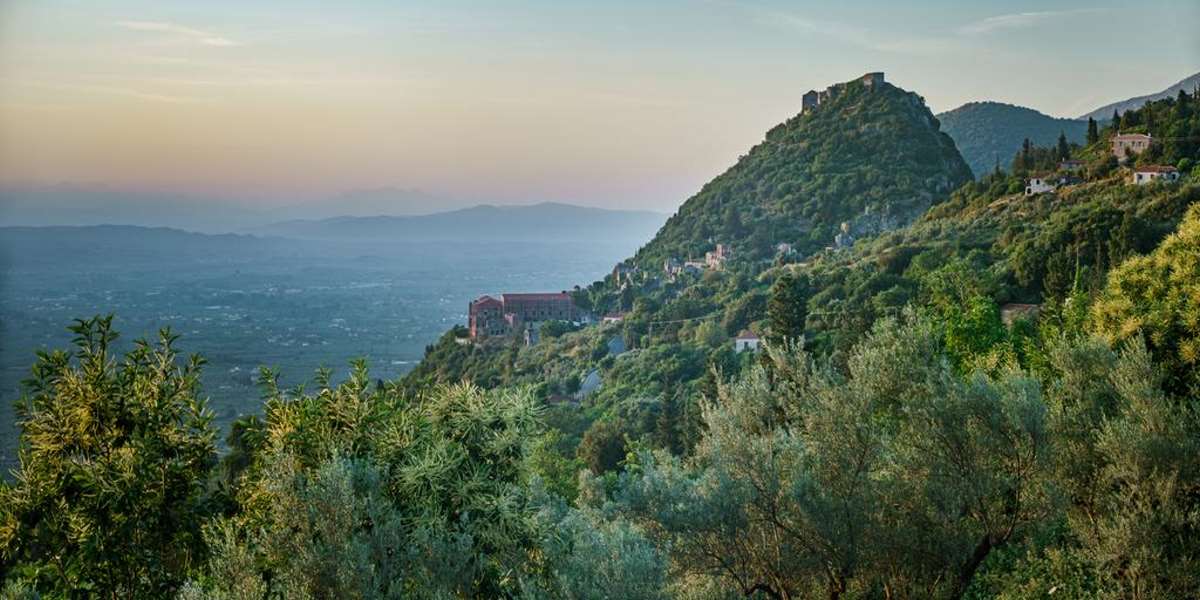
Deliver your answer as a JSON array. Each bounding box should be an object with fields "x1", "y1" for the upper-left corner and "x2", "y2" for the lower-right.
[
  {"x1": 116, "y1": 20, "x2": 240, "y2": 47},
  {"x1": 956, "y1": 9, "x2": 1105, "y2": 35},
  {"x1": 760, "y1": 10, "x2": 952, "y2": 55}
]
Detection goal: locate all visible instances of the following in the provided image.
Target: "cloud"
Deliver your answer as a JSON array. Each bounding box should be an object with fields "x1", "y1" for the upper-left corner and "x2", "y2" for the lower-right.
[
  {"x1": 956, "y1": 9, "x2": 1105, "y2": 35},
  {"x1": 116, "y1": 20, "x2": 240, "y2": 47},
  {"x1": 760, "y1": 10, "x2": 952, "y2": 55}
]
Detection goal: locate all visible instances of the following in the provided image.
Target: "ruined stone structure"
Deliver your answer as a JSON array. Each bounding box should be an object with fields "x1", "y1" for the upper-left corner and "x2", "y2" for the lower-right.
[
  {"x1": 803, "y1": 71, "x2": 885, "y2": 114},
  {"x1": 705, "y1": 243, "x2": 732, "y2": 269}
]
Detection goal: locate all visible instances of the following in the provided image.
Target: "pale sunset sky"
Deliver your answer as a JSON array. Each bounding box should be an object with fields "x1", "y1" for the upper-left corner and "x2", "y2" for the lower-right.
[{"x1": 0, "y1": 1, "x2": 1196, "y2": 211}]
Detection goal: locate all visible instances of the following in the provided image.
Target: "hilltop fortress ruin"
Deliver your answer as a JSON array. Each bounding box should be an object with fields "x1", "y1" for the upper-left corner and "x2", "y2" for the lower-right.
[{"x1": 802, "y1": 72, "x2": 885, "y2": 113}]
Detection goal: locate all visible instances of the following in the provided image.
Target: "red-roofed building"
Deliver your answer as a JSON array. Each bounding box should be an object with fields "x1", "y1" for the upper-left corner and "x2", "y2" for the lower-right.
[
  {"x1": 1131, "y1": 165, "x2": 1180, "y2": 185},
  {"x1": 469, "y1": 292, "x2": 579, "y2": 338}
]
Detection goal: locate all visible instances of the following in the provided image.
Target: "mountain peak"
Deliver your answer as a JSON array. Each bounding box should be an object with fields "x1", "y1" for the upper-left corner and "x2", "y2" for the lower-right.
[
  {"x1": 937, "y1": 101, "x2": 1088, "y2": 177},
  {"x1": 1079, "y1": 71, "x2": 1200, "y2": 120},
  {"x1": 631, "y1": 75, "x2": 971, "y2": 266}
]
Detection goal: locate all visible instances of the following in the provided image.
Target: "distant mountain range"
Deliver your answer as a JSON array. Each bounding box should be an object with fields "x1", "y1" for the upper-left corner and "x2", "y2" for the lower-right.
[
  {"x1": 0, "y1": 185, "x2": 265, "y2": 233},
  {"x1": 248, "y1": 202, "x2": 668, "y2": 244},
  {"x1": 0, "y1": 185, "x2": 482, "y2": 233},
  {"x1": 0, "y1": 225, "x2": 295, "y2": 268},
  {"x1": 272, "y1": 187, "x2": 476, "y2": 221},
  {"x1": 1078, "y1": 71, "x2": 1200, "y2": 121},
  {"x1": 938, "y1": 102, "x2": 1088, "y2": 177},
  {"x1": 0, "y1": 184, "x2": 652, "y2": 240}
]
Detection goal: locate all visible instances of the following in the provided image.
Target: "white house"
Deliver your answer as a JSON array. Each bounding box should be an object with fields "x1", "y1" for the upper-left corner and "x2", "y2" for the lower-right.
[
  {"x1": 1132, "y1": 165, "x2": 1180, "y2": 185},
  {"x1": 1025, "y1": 176, "x2": 1056, "y2": 196},
  {"x1": 734, "y1": 330, "x2": 761, "y2": 353}
]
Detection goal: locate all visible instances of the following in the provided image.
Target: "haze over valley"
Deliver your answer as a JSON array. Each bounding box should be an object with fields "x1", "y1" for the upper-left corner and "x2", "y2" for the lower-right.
[
  {"x1": 0, "y1": 212, "x2": 663, "y2": 468},
  {"x1": 2, "y1": 2, "x2": 1199, "y2": 597}
]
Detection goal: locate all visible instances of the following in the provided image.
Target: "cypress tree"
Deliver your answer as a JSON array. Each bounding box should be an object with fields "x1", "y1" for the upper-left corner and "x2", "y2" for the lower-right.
[
  {"x1": 1087, "y1": 117, "x2": 1099, "y2": 145},
  {"x1": 1057, "y1": 131, "x2": 1070, "y2": 160},
  {"x1": 767, "y1": 272, "x2": 809, "y2": 345}
]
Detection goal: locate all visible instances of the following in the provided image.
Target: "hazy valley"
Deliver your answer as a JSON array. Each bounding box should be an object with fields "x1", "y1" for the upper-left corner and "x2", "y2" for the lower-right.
[
  {"x1": 2, "y1": 3, "x2": 1199, "y2": 596},
  {"x1": 0, "y1": 206, "x2": 664, "y2": 468}
]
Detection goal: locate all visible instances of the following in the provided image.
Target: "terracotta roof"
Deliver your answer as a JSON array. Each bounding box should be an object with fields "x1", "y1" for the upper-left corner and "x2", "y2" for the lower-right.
[
  {"x1": 1134, "y1": 165, "x2": 1177, "y2": 173},
  {"x1": 736, "y1": 330, "x2": 760, "y2": 340},
  {"x1": 501, "y1": 292, "x2": 572, "y2": 302},
  {"x1": 1114, "y1": 133, "x2": 1152, "y2": 140},
  {"x1": 472, "y1": 295, "x2": 502, "y2": 307}
]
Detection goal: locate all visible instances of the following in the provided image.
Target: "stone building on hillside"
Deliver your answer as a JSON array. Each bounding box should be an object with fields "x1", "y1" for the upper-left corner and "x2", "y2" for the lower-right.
[
  {"x1": 861, "y1": 72, "x2": 884, "y2": 89},
  {"x1": 468, "y1": 292, "x2": 579, "y2": 339},
  {"x1": 1112, "y1": 133, "x2": 1152, "y2": 161},
  {"x1": 705, "y1": 243, "x2": 732, "y2": 269},
  {"x1": 801, "y1": 90, "x2": 819, "y2": 113}
]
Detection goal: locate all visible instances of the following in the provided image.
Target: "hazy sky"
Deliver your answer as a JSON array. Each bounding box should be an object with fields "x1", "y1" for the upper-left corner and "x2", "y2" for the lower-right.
[{"x1": 1, "y1": 0, "x2": 1196, "y2": 211}]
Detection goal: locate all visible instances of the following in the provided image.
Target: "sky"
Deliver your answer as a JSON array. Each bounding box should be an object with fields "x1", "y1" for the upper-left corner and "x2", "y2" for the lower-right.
[{"x1": 0, "y1": 0, "x2": 1197, "y2": 213}]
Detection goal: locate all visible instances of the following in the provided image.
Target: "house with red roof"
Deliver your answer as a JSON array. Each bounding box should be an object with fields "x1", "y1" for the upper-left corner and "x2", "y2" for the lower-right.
[
  {"x1": 1131, "y1": 165, "x2": 1180, "y2": 185},
  {"x1": 468, "y1": 291, "x2": 579, "y2": 338}
]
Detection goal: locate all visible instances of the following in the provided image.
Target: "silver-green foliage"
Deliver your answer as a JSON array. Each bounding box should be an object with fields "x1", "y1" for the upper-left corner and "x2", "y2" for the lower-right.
[
  {"x1": 184, "y1": 367, "x2": 670, "y2": 599},
  {"x1": 608, "y1": 314, "x2": 1054, "y2": 599}
]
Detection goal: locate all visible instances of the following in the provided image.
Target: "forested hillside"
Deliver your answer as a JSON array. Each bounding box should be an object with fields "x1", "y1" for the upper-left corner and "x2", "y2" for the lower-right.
[
  {"x1": 629, "y1": 76, "x2": 971, "y2": 267},
  {"x1": 3, "y1": 86, "x2": 1200, "y2": 598},
  {"x1": 937, "y1": 101, "x2": 1088, "y2": 177}
]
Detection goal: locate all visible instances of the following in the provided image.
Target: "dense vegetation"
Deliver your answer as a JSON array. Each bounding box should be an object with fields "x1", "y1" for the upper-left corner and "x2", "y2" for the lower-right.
[
  {"x1": 627, "y1": 77, "x2": 972, "y2": 267},
  {"x1": 3, "y1": 84, "x2": 1200, "y2": 598},
  {"x1": 937, "y1": 101, "x2": 1089, "y2": 177}
]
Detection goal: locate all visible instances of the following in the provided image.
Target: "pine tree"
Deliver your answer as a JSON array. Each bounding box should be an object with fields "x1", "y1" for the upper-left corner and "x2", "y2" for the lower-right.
[
  {"x1": 1057, "y1": 131, "x2": 1070, "y2": 160},
  {"x1": 1087, "y1": 117, "x2": 1099, "y2": 145}
]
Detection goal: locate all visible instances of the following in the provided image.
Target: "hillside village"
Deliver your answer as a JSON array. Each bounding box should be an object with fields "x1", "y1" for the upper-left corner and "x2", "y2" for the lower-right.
[{"x1": 465, "y1": 78, "x2": 1191, "y2": 360}]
